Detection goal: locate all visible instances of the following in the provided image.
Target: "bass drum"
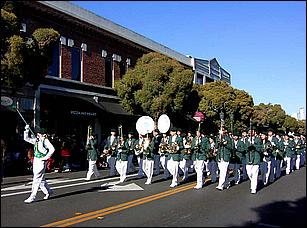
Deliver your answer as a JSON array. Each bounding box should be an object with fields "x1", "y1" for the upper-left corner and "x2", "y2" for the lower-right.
[
  {"x1": 136, "y1": 116, "x2": 155, "y2": 135},
  {"x1": 158, "y1": 114, "x2": 171, "y2": 134}
]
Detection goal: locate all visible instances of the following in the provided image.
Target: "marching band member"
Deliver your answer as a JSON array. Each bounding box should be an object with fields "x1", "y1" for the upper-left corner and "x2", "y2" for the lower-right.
[
  {"x1": 215, "y1": 127, "x2": 232, "y2": 191},
  {"x1": 230, "y1": 130, "x2": 245, "y2": 185},
  {"x1": 282, "y1": 134, "x2": 295, "y2": 175},
  {"x1": 158, "y1": 133, "x2": 171, "y2": 180},
  {"x1": 293, "y1": 133, "x2": 303, "y2": 170},
  {"x1": 115, "y1": 134, "x2": 128, "y2": 183},
  {"x1": 180, "y1": 130, "x2": 193, "y2": 182},
  {"x1": 167, "y1": 127, "x2": 183, "y2": 188},
  {"x1": 245, "y1": 128, "x2": 262, "y2": 194},
  {"x1": 240, "y1": 129, "x2": 249, "y2": 181},
  {"x1": 135, "y1": 134, "x2": 145, "y2": 178},
  {"x1": 125, "y1": 131, "x2": 136, "y2": 174},
  {"x1": 23, "y1": 125, "x2": 55, "y2": 203},
  {"x1": 191, "y1": 130, "x2": 209, "y2": 189},
  {"x1": 142, "y1": 134, "x2": 155, "y2": 184},
  {"x1": 177, "y1": 128, "x2": 191, "y2": 181},
  {"x1": 267, "y1": 129, "x2": 279, "y2": 183},
  {"x1": 153, "y1": 129, "x2": 162, "y2": 176},
  {"x1": 299, "y1": 134, "x2": 306, "y2": 167},
  {"x1": 259, "y1": 132, "x2": 273, "y2": 186},
  {"x1": 273, "y1": 131, "x2": 285, "y2": 179},
  {"x1": 207, "y1": 135, "x2": 218, "y2": 183},
  {"x1": 103, "y1": 129, "x2": 118, "y2": 177},
  {"x1": 85, "y1": 133, "x2": 100, "y2": 180}
]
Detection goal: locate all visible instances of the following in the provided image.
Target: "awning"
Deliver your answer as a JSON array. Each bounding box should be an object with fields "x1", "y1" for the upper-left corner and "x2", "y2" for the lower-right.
[
  {"x1": 78, "y1": 96, "x2": 130, "y2": 116},
  {"x1": 40, "y1": 88, "x2": 131, "y2": 116}
]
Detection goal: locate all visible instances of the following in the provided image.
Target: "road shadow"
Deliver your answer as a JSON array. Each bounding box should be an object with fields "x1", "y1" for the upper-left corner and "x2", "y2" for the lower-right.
[{"x1": 228, "y1": 197, "x2": 307, "y2": 227}]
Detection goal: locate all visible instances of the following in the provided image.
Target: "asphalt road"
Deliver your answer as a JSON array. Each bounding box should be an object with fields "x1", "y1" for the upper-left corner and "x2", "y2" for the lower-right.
[{"x1": 1, "y1": 166, "x2": 306, "y2": 227}]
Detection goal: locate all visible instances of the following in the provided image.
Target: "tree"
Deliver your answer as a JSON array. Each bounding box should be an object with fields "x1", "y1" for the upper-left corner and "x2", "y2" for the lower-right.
[
  {"x1": 115, "y1": 52, "x2": 194, "y2": 122},
  {"x1": 252, "y1": 103, "x2": 287, "y2": 132},
  {"x1": 194, "y1": 81, "x2": 254, "y2": 134},
  {"x1": 1, "y1": 1, "x2": 60, "y2": 90},
  {"x1": 283, "y1": 115, "x2": 299, "y2": 133}
]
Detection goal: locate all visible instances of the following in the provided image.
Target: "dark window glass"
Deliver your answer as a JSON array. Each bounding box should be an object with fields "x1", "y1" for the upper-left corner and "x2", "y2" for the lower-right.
[
  {"x1": 119, "y1": 61, "x2": 126, "y2": 79},
  {"x1": 71, "y1": 47, "x2": 81, "y2": 81},
  {"x1": 47, "y1": 42, "x2": 60, "y2": 77},
  {"x1": 196, "y1": 73, "x2": 203, "y2": 84},
  {"x1": 105, "y1": 55, "x2": 113, "y2": 87}
]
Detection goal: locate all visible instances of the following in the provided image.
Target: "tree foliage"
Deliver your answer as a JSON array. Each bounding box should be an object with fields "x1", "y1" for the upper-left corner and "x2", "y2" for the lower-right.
[
  {"x1": 115, "y1": 52, "x2": 194, "y2": 121},
  {"x1": 195, "y1": 81, "x2": 254, "y2": 133},
  {"x1": 1, "y1": 1, "x2": 60, "y2": 90},
  {"x1": 252, "y1": 103, "x2": 287, "y2": 132}
]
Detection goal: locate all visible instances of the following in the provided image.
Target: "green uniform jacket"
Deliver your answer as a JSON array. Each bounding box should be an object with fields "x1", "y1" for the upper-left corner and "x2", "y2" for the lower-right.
[
  {"x1": 293, "y1": 139, "x2": 304, "y2": 155},
  {"x1": 143, "y1": 139, "x2": 155, "y2": 160},
  {"x1": 104, "y1": 136, "x2": 119, "y2": 157},
  {"x1": 125, "y1": 138, "x2": 136, "y2": 156},
  {"x1": 134, "y1": 138, "x2": 144, "y2": 159},
  {"x1": 215, "y1": 135, "x2": 233, "y2": 162},
  {"x1": 231, "y1": 139, "x2": 245, "y2": 164},
  {"x1": 282, "y1": 140, "x2": 295, "y2": 157},
  {"x1": 245, "y1": 136, "x2": 262, "y2": 165},
  {"x1": 191, "y1": 136, "x2": 209, "y2": 161},
  {"x1": 260, "y1": 139, "x2": 274, "y2": 162},
  {"x1": 116, "y1": 141, "x2": 128, "y2": 161},
  {"x1": 152, "y1": 135, "x2": 161, "y2": 156},
  {"x1": 272, "y1": 139, "x2": 284, "y2": 160},
  {"x1": 168, "y1": 135, "x2": 184, "y2": 162},
  {"x1": 86, "y1": 139, "x2": 99, "y2": 161},
  {"x1": 182, "y1": 136, "x2": 192, "y2": 160}
]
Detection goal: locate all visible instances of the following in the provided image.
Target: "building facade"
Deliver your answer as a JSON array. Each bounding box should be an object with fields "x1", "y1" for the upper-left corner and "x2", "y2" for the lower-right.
[
  {"x1": 1, "y1": 1, "x2": 232, "y2": 163},
  {"x1": 192, "y1": 57, "x2": 231, "y2": 85}
]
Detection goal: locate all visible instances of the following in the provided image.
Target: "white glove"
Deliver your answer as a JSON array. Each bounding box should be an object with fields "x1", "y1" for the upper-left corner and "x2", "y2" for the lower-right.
[
  {"x1": 25, "y1": 125, "x2": 30, "y2": 130},
  {"x1": 271, "y1": 142, "x2": 275, "y2": 146}
]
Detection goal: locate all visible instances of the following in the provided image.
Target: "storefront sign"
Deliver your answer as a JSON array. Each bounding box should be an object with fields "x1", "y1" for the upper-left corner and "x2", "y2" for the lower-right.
[
  {"x1": 1, "y1": 96, "x2": 13, "y2": 107},
  {"x1": 70, "y1": 111, "x2": 97, "y2": 116}
]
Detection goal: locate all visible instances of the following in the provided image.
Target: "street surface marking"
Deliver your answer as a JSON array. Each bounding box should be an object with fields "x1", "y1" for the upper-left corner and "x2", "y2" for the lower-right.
[
  {"x1": 1, "y1": 173, "x2": 138, "y2": 197},
  {"x1": 41, "y1": 178, "x2": 211, "y2": 227},
  {"x1": 98, "y1": 182, "x2": 144, "y2": 192}
]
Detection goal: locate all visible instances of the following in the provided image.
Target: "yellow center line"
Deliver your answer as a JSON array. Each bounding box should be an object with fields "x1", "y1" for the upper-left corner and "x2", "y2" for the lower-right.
[{"x1": 41, "y1": 178, "x2": 211, "y2": 227}]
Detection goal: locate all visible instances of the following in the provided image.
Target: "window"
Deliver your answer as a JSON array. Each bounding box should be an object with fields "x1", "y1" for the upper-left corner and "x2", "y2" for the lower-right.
[
  {"x1": 119, "y1": 61, "x2": 126, "y2": 79},
  {"x1": 47, "y1": 42, "x2": 60, "y2": 77},
  {"x1": 105, "y1": 55, "x2": 113, "y2": 87},
  {"x1": 196, "y1": 73, "x2": 203, "y2": 85},
  {"x1": 71, "y1": 47, "x2": 81, "y2": 81}
]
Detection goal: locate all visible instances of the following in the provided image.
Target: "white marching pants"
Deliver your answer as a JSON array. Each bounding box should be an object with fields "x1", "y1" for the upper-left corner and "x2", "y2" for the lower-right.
[
  {"x1": 127, "y1": 154, "x2": 135, "y2": 173},
  {"x1": 107, "y1": 156, "x2": 117, "y2": 176},
  {"x1": 217, "y1": 160, "x2": 229, "y2": 189},
  {"x1": 260, "y1": 159, "x2": 271, "y2": 185},
  {"x1": 246, "y1": 164, "x2": 259, "y2": 192},
  {"x1": 29, "y1": 158, "x2": 52, "y2": 199},
  {"x1": 207, "y1": 160, "x2": 218, "y2": 183},
  {"x1": 86, "y1": 160, "x2": 100, "y2": 180},
  {"x1": 115, "y1": 160, "x2": 128, "y2": 182},
  {"x1": 295, "y1": 154, "x2": 301, "y2": 170},
  {"x1": 285, "y1": 156, "x2": 293, "y2": 174},
  {"x1": 143, "y1": 159, "x2": 154, "y2": 183},
  {"x1": 193, "y1": 159, "x2": 205, "y2": 187},
  {"x1": 153, "y1": 154, "x2": 161, "y2": 175},
  {"x1": 137, "y1": 156, "x2": 144, "y2": 177},
  {"x1": 160, "y1": 155, "x2": 170, "y2": 179},
  {"x1": 179, "y1": 158, "x2": 189, "y2": 180},
  {"x1": 167, "y1": 157, "x2": 179, "y2": 186}
]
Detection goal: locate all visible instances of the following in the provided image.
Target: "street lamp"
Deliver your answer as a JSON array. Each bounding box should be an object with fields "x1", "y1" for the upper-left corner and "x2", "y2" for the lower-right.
[
  {"x1": 219, "y1": 110, "x2": 225, "y2": 126},
  {"x1": 230, "y1": 112, "x2": 234, "y2": 134}
]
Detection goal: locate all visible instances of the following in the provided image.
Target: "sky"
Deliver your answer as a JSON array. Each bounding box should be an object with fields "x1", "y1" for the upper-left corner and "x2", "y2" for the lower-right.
[{"x1": 72, "y1": 1, "x2": 306, "y2": 118}]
